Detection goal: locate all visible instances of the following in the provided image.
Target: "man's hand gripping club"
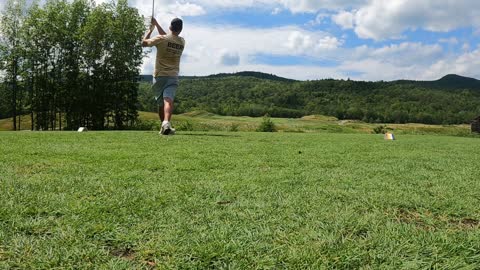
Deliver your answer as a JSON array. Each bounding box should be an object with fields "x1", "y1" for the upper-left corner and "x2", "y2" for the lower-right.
[{"x1": 142, "y1": 17, "x2": 167, "y2": 47}]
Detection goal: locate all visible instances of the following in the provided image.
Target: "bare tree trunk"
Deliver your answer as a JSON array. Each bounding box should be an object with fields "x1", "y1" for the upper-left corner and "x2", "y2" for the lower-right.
[
  {"x1": 17, "y1": 82, "x2": 22, "y2": 130},
  {"x1": 12, "y1": 59, "x2": 17, "y2": 131},
  {"x1": 31, "y1": 111, "x2": 34, "y2": 131},
  {"x1": 30, "y1": 66, "x2": 35, "y2": 131}
]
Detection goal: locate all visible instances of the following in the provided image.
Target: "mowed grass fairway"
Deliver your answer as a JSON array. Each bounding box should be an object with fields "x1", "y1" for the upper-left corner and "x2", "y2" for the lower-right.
[{"x1": 1, "y1": 131, "x2": 480, "y2": 269}]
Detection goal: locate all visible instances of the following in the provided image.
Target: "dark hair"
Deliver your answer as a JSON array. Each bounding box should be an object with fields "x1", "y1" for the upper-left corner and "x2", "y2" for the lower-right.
[{"x1": 171, "y1": 18, "x2": 183, "y2": 32}]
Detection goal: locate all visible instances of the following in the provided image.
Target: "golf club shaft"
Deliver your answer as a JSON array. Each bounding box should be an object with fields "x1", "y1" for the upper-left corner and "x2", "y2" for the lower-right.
[{"x1": 152, "y1": 0, "x2": 154, "y2": 18}]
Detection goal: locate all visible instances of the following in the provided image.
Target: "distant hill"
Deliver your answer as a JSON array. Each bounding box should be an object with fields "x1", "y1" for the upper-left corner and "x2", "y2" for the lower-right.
[
  {"x1": 145, "y1": 72, "x2": 480, "y2": 90},
  {"x1": 206, "y1": 71, "x2": 297, "y2": 82},
  {"x1": 178, "y1": 71, "x2": 297, "y2": 82},
  {"x1": 395, "y1": 74, "x2": 480, "y2": 91},
  {"x1": 138, "y1": 75, "x2": 153, "y2": 83},
  {"x1": 135, "y1": 72, "x2": 480, "y2": 125},
  {"x1": 140, "y1": 72, "x2": 295, "y2": 83}
]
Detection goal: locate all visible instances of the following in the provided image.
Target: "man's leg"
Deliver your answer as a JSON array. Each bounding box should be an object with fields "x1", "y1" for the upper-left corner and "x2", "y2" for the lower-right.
[
  {"x1": 158, "y1": 105, "x2": 165, "y2": 122},
  {"x1": 153, "y1": 77, "x2": 166, "y2": 123},
  {"x1": 160, "y1": 98, "x2": 174, "y2": 135},
  {"x1": 163, "y1": 97, "x2": 174, "y2": 122},
  {"x1": 159, "y1": 78, "x2": 177, "y2": 135}
]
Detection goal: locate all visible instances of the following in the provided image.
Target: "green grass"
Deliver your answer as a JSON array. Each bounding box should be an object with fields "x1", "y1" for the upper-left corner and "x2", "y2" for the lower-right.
[
  {"x1": 0, "y1": 115, "x2": 32, "y2": 131},
  {"x1": 140, "y1": 111, "x2": 473, "y2": 136},
  {"x1": 1, "y1": 111, "x2": 473, "y2": 137},
  {"x1": 1, "y1": 131, "x2": 480, "y2": 269}
]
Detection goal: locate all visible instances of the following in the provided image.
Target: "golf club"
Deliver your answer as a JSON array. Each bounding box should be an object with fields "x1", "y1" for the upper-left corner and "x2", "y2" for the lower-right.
[{"x1": 145, "y1": 0, "x2": 155, "y2": 31}]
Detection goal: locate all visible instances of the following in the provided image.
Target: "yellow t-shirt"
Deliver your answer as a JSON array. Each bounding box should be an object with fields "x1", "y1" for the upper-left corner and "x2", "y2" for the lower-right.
[{"x1": 144, "y1": 34, "x2": 185, "y2": 77}]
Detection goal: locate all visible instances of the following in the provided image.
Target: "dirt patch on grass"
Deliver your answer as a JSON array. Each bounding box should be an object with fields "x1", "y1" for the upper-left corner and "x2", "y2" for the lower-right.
[
  {"x1": 449, "y1": 218, "x2": 480, "y2": 229},
  {"x1": 394, "y1": 208, "x2": 480, "y2": 231},
  {"x1": 109, "y1": 247, "x2": 159, "y2": 268},
  {"x1": 395, "y1": 208, "x2": 436, "y2": 231},
  {"x1": 110, "y1": 247, "x2": 135, "y2": 260},
  {"x1": 216, "y1": 200, "x2": 233, "y2": 205}
]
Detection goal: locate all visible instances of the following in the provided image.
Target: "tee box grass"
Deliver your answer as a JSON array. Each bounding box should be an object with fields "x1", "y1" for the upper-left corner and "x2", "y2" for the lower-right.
[{"x1": 1, "y1": 131, "x2": 479, "y2": 269}]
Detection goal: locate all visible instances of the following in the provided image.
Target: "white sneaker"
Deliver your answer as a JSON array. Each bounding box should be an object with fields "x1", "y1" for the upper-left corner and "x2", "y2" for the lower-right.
[{"x1": 160, "y1": 122, "x2": 173, "y2": 135}]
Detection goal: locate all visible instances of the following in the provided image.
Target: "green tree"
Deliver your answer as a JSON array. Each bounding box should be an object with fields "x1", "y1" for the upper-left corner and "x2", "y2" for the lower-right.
[
  {"x1": 257, "y1": 115, "x2": 277, "y2": 132},
  {"x1": 15, "y1": 0, "x2": 143, "y2": 130},
  {"x1": 108, "y1": 0, "x2": 144, "y2": 129},
  {"x1": 0, "y1": 0, "x2": 27, "y2": 130},
  {"x1": 62, "y1": 0, "x2": 91, "y2": 130}
]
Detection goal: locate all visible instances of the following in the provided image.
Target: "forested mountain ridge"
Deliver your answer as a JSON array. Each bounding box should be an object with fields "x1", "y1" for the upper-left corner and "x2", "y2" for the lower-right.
[
  {"x1": 182, "y1": 72, "x2": 480, "y2": 90},
  {"x1": 137, "y1": 72, "x2": 480, "y2": 125},
  {"x1": 395, "y1": 74, "x2": 480, "y2": 91},
  {"x1": 183, "y1": 71, "x2": 297, "y2": 82}
]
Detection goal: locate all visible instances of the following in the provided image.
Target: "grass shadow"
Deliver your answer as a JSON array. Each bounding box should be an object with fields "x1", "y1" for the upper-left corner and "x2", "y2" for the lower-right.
[{"x1": 179, "y1": 133, "x2": 240, "y2": 137}]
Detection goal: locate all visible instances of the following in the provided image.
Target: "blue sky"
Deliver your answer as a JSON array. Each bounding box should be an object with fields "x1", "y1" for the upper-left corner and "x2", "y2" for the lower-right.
[
  {"x1": 153, "y1": 0, "x2": 480, "y2": 81},
  {"x1": 4, "y1": 0, "x2": 480, "y2": 81}
]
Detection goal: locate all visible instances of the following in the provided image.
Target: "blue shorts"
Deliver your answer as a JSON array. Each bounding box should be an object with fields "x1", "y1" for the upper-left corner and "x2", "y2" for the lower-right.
[{"x1": 152, "y1": 76, "x2": 178, "y2": 106}]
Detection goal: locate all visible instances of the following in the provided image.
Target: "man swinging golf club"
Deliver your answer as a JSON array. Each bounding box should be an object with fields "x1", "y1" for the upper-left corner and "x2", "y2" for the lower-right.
[{"x1": 142, "y1": 16, "x2": 185, "y2": 135}]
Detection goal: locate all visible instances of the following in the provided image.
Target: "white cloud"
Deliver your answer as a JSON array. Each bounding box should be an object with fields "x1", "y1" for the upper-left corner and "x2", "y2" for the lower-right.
[
  {"x1": 422, "y1": 47, "x2": 480, "y2": 80},
  {"x1": 439, "y1": 37, "x2": 459, "y2": 45},
  {"x1": 287, "y1": 31, "x2": 313, "y2": 52},
  {"x1": 110, "y1": 0, "x2": 207, "y2": 21},
  {"x1": 317, "y1": 36, "x2": 343, "y2": 50},
  {"x1": 167, "y1": 2, "x2": 206, "y2": 17},
  {"x1": 332, "y1": 10, "x2": 354, "y2": 29},
  {"x1": 183, "y1": 25, "x2": 341, "y2": 58},
  {"x1": 308, "y1": 13, "x2": 329, "y2": 26},
  {"x1": 278, "y1": 0, "x2": 367, "y2": 13},
  {"x1": 340, "y1": 45, "x2": 480, "y2": 81},
  {"x1": 286, "y1": 31, "x2": 342, "y2": 54},
  {"x1": 333, "y1": 0, "x2": 480, "y2": 40},
  {"x1": 330, "y1": 42, "x2": 445, "y2": 80},
  {"x1": 367, "y1": 42, "x2": 443, "y2": 67},
  {"x1": 134, "y1": 0, "x2": 367, "y2": 15},
  {"x1": 97, "y1": 0, "x2": 108, "y2": 4},
  {"x1": 278, "y1": 0, "x2": 324, "y2": 13},
  {"x1": 190, "y1": 0, "x2": 268, "y2": 10},
  {"x1": 218, "y1": 50, "x2": 240, "y2": 66},
  {"x1": 271, "y1": 7, "x2": 282, "y2": 15}
]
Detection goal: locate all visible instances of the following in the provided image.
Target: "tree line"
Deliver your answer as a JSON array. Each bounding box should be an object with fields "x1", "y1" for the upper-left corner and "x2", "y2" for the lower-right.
[
  {"x1": 136, "y1": 74, "x2": 480, "y2": 125},
  {"x1": 0, "y1": 0, "x2": 144, "y2": 130}
]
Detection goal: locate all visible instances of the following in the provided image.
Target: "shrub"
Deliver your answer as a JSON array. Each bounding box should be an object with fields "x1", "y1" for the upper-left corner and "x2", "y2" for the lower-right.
[
  {"x1": 229, "y1": 123, "x2": 239, "y2": 132},
  {"x1": 176, "y1": 120, "x2": 194, "y2": 131},
  {"x1": 131, "y1": 119, "x2": 159, "y2": 131},
  {"x1": 373, "y1": 125, "x2": 388, "y2": 134},
  {"x1": 373, "y1": 125, "x2": 395, "y2": 134},
  {"x1": 257, "y1": 115, "x2": 277, "y2": 132}
]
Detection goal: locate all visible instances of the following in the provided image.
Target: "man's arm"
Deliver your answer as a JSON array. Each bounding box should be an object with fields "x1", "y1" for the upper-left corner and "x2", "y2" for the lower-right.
[
  {"x1": 152, "y1": 18, "x2": 167, "y2": 35},
  {"x1": 142, "y1": 18, "x2": 167, "y2": 47},
  {"x1": 142, "y1": 26, "x2": 154, "y2": 47}
]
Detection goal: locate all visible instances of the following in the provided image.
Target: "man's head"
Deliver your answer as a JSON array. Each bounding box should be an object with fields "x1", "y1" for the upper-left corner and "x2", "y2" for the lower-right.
[{"x1": 170, "y1": 18, "x2": 183, "y2": 35}]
